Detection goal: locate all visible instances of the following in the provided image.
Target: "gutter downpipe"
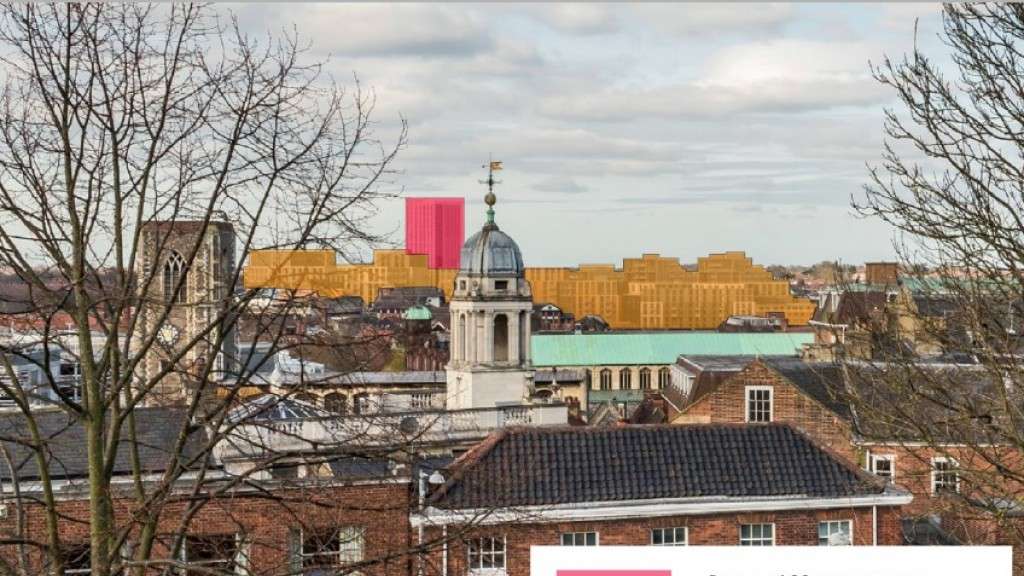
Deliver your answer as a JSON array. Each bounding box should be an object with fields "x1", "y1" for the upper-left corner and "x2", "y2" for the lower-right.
[
  {"x1": 418, "y1": 473, "x2": 425, "y2": 576},
  {"x1": 872, "y1": 505, "x2": 877, "y2": 546},
  {"x1": 442, "y1": 526, "x2": 448, "y2": 576}
]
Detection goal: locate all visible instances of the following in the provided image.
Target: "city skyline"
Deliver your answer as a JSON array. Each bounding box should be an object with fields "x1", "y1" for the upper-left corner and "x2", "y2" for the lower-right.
[{"x1": 235, "y1": 3, "x2": 946, "y2": 267}]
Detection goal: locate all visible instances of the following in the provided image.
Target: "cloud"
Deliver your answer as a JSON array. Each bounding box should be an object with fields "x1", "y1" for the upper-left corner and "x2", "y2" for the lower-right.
[
  {"x1": 537, "y1": 39, "x2": 891, "y2": 121},
  {"x1": 229, "y1": 3, "x2": 905, "y2": 265},
  {"x1": 630, "y1": 4, "x2": 795, "y2": 37},
  {"x1": 235, "y1": 4, "x2": 494, "y2": 58},
  {"x1": 527, "y1": 5, "x2": 619, "y2": 35},
  {"x1": 532, "y1": 176, "x2": 590, "y2": 194}
]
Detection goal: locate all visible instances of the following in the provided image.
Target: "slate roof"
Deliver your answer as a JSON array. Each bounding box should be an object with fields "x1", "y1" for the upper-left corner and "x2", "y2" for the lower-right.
[
  {"x1": 372, "y1": 286, "x2": 444, "y2": 311},
  {"x1": 812, "y1": 291, "x2": 887, "y2": 325},
  {"x1": 761, "y1": 358, "x2": 852, "y2": 419},
  {"x1": 0, "y1": 407, "x2": 205, "y2": 481},
  {"x1": 429, "y1": 424, "x2": 886, "y2": 509}
]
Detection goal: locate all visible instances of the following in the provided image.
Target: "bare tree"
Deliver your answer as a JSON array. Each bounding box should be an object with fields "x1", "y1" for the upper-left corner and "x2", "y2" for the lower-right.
[
  {"x1": 0, "y1": 4, "x2": 475, "y2": 576},
  {"x1": 849, "y1": 3, "x2": 1024, "y2": 566}
]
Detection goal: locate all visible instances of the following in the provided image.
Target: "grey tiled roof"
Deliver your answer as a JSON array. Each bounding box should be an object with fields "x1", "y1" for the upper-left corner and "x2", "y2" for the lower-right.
[
  {"x1": 0, "y1": 407, "x2": 204, "y2": 481},
  {"x1": 429, "y1": 423, "x2": 885, "y2": 509},
  {"x1": 761, "y1": 358, "x2": 852, "y2": 419}
]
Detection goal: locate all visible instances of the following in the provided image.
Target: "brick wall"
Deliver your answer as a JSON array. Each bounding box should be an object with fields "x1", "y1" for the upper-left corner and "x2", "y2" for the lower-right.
[
  {"x1": 425, "y1": 506, "x2": 902, "y2": 576},
  {"x1": 675, "y1": 361, "x2": 857, "y2": 461},
  {"x1": 0, "y1": 482, "x2": 412, "y2": 576}
]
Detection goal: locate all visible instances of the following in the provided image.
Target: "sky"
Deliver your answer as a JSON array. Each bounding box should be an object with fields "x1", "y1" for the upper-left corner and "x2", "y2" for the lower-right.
[{"x1": 234, "y1": 3, "x2": 947, "y2": 268}]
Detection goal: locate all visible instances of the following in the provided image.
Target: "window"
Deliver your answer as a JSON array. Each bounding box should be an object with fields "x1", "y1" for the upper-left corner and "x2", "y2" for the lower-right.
[
  {"x1": 818, "y1": 520, "x2": 852, "y2": 546},
  {"x1": 658, "y1": 367, "x2": 671, "y2": 389},
  {"x1": 300, "y1": 527, "x2": 364, "y2": 573},
  {"x1": 739, "y1": 524, "x2": 774, "y2": 546},
  {"x1": 324, "y1": 393, "x2": 347, "y2": 414},
  {"x1": 466, "y1": 536, "x2": 505, "y2": 572},
  {"x1": 639, "y1": 368, "x2": 651, "y2": 390},
  {"x1": 599, "y1": 369, "x2": 612, "y2": 391},
  {"x1": 869, "y1": 454, "x2": 895, "y2": 483},
  {"x1": 163, "y1": 251, "x2": 187, "y2": 304},
  {"x1": 651, "y1": 527, "x2": 687, "y2": 546},
  {"x1": 270, "y1": 463, "x2": 301, "y2": 480},
  {"x1": 932, "y1": 457, "x2": 960, "y2": 494},
  {"x1": 494, "y1": 280, "x2": 508, "y2": 291},
  {"x1": 619, "y1": 369, "x2": 632, "y2": 390},
  {"x1": 61, "y1": 543, "x2": 91, "y2": 575},
  {"x1": 745, "y1": 386, "x2": 773, "y2": 423},
  {"x1": 560, "y1": 532, "x2": 598, "y2": 546},
  {"x1": 459, "y1": 280, "x2": 467, "y2": 291},
  {"x1": 184, "y1": 534, "x2": 242, "y2": 575}
]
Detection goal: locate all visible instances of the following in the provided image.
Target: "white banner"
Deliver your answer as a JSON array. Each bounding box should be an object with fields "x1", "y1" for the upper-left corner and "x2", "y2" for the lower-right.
[{"x1": 530, "y1": 546, "x2": 1012, "y2": 576}]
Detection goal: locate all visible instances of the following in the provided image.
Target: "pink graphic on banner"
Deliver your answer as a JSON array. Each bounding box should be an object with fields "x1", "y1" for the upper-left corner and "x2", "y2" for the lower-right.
[{"x1": 556, "y1": 571, "x2": 671, "y2": 576}]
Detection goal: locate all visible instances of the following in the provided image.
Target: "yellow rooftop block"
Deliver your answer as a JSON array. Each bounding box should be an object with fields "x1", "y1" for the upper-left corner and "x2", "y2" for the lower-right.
[{"x1": 243, "y1": 249, "x2": 815, "y2": 329}]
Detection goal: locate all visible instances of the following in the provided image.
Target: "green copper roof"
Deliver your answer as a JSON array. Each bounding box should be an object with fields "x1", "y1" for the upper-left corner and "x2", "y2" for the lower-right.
[
  {"x1": 402, "y1": 305, "x2": 433, "y2": 321},
  {"x1": 531, "y1": 332, "x2": 814, "y2": 367}
]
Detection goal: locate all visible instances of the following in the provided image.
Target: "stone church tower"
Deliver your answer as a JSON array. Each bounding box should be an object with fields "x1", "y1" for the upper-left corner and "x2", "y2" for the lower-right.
[
  {"x1": 134, "y1": 220, "x2": 237, "y2": 405},
  {"x1": 446, "y1": 190, "x2": 535, "y2": 410}
]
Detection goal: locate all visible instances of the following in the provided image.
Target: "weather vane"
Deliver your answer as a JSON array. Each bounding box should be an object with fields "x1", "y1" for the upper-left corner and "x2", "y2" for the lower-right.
[{"x1": 480, "y1": 156, "x2": 502, "y2": 224}]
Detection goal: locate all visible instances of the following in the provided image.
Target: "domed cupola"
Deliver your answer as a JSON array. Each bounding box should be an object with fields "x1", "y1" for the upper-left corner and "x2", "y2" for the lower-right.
[
  {"x1": 458, "y1": 190, "x2": 525, "y2": 278},
  {"x1": 445, "y1": 161, "x2": 546, "y2": 412}
]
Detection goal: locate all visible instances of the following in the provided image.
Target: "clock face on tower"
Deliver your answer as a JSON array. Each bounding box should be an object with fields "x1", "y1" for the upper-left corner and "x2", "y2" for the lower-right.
[{"x1": 156, "y1": 323, "x2": 180, "y2": 347}]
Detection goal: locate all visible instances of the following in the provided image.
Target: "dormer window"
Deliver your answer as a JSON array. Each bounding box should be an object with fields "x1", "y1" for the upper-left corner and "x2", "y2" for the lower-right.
[{"x1": 745, "y1": 386, "x2": 773, "y2": 423}]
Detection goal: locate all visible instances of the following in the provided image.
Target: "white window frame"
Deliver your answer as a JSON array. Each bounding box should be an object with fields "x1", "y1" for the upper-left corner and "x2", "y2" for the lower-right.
[
  {"x1": 299, "y1": 526, "x2": 365, "y2": 571},
  {"x1": 650, "y1": 527, "x2": 688, "y2": 546},
  {"x1": 739, "y1": 523, "x2": 775, "y2": 546},
  {"x1": 745, "y1": 386, "x2": 773, "y2": 423},
  {"x1": 560, "y1": 531, "x2": 599, "y2": 546},
  {"x1": 181, "y1": 533, "x2": 250, "y2": 575},
  {"x1": 466, "y1": 535, "x2": 506, "y2": 574},
  {"x1": 868, "y1": 453, "x2": 896, "y2": 483},
  {"x1": 931, "y1": 457, "x2": 961, "y2": 494},
  {"x1": 818, "y1": 520, "x2": 853, "y2": 546}
]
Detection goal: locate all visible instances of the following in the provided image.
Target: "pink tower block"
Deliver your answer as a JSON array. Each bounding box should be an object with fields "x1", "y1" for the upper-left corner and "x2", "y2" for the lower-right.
[{"x1": 405, "y1": 197, "x2": 465, "y2": 269}]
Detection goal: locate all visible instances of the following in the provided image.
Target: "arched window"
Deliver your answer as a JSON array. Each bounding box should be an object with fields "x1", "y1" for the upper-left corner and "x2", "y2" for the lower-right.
[
  {"x1": 639, "y1": 368, "x2": 652, "y2": 390},
  {"x1": 658, "y1": 367, "x2": 671, "y2": 389},
  {"x1": 163, "y1": 251, "x2": 187, "y2": 304},
  {"x1": 493, "y1": 313, "x2": 509, "y2": 362},
  {"x1": 293, "y1": 392, "x2": 318, "y2": 406},
  {"x1": 599, "y1": 369, "x2": 612, "y2": 391},
  {"x1": 619, "y1": 368, "x2": 632, "y2": 390},
  {"x1": 324, "y1": 392, "x2": 347, "y2": 413}
]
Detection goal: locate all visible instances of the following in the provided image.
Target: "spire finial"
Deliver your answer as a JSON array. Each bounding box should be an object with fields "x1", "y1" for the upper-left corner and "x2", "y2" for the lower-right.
[{"x1": 480, "y1": 156, "x2": 502, "y2": 226}]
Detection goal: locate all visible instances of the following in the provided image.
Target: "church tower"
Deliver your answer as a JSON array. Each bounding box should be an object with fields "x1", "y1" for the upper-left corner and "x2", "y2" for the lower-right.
[
  {"x1": 446, "y1": 177, "x2": 535, "y2": 410},
  {"x1": 134, "y1": 220, "x2": 238, "y2": 405}
]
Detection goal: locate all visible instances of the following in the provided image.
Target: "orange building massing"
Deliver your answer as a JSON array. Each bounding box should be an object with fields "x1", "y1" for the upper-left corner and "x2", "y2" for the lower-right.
[{"x1": 243, "y1": 249, "x2": 816, "y2": 330}]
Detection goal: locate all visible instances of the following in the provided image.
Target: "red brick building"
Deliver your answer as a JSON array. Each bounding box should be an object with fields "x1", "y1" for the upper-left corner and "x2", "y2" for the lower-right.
[
  {"x1": 414, "y1": 425, "x2": 910, "y2": 576},
  {"x1": 0, "y1": 407, "x2": 415, "y2": 576},
  {"x1": 669, "y1": 356, "x2": 1024, "y2": 550}
]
